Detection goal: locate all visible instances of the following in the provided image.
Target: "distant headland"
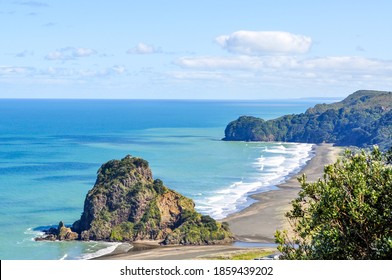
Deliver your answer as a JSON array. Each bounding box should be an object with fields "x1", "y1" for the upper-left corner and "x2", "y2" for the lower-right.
[{"x1": 223, "y1": 90, "x2": 392, "y2": 150}]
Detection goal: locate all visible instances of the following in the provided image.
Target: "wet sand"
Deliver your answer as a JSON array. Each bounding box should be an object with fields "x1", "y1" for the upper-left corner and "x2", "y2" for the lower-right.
[
  {"x1": 223, "y1": 143, "x2": 342, "y2": 243},
  {"x1": 96, "y1": 143, "x2": 342, "y2": 260},
  {"x1": 95, "y1": 242, "x2": 274, "y2": 260}
]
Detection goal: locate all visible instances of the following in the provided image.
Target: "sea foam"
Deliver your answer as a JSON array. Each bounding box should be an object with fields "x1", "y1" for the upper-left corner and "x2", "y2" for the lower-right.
[
  {"x1": 76, "y1": 242, "x2": 122, "y2": 260},
  {"x1": 195, "y1": 143, "x2": 314, "y2": 219}
]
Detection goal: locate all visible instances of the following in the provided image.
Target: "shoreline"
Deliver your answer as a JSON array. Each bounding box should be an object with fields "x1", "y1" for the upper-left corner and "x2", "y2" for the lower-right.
[
  {"x1": 222, "y1": 143, "x2": 342, "y2": 243},
  {"x1": 94, "y1": 143, "x2": 342, "y2": 260}
]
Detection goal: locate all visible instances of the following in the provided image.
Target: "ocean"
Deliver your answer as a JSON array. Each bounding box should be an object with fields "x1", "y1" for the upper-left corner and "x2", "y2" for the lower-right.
[{"x1": 0, "y1": 99, "x2": 326, "y2": 260}]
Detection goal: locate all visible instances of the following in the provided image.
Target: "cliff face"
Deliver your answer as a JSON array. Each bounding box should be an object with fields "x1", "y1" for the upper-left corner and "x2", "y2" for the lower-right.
[
  {"x1": 223, "y1": 90, "x2": 392, "y2": 150},
  {"x1": 71, "y1": 155, "x2": 233, "y2": 245}
]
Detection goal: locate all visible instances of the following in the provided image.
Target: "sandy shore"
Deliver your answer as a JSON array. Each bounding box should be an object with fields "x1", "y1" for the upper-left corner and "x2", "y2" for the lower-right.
[
  {"x1": 223, "y1": 143, "x2": 342, "y2": 243},
  {"x1": 95, "y1": 241, "x2": 274, "y2": 260},
  {"x1": 95, "y1": 143, "x2": 342, "y2": 260}
]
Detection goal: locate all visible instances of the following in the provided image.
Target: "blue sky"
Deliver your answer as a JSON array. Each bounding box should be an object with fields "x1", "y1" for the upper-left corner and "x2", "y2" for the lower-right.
[{"x1": 1, "y1": 0, "x2": 392, "y2": 99}]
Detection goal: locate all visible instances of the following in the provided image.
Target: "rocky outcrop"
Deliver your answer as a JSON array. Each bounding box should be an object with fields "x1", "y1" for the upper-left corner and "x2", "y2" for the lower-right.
[
  {"x1": 35, "y1": 221, "x2": 78, "y2": 241},
  {"x1": 58, "y1": 221, "x2": 79, "y2": 240},
  {"x1": 68, "y1": 155, "x2": 233, "y2": 245}
]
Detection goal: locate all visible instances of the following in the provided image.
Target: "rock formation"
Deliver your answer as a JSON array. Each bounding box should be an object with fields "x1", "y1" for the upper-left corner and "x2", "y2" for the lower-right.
[
  {"x1": 35, "y1": 221, "x2": 78, "y2": 241},
  {"x1": 64, "y1": 155, "x2": 233, "y2": 245}
]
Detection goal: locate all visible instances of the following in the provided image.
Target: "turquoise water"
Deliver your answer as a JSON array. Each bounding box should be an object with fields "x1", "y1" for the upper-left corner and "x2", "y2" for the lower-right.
[{"x1": 0, "y1": 99, "x2": 323, "y2": 260}]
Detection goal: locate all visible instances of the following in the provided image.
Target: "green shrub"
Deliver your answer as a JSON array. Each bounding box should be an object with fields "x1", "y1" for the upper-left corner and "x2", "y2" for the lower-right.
[{"x1": 276, "y1": 147, "x2": 392, "y2": 259}]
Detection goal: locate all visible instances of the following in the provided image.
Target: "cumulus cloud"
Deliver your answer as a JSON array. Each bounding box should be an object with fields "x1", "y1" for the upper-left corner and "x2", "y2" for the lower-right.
[
  {"x1": 216, "y1": 31, "x2": 312, "y2": 55},
  {"x1": 127, "y1": 43, "x2": 160, "y2": 54},
  {"x1": 45, "y1": 47, "x2": 96, "y2": 61}
]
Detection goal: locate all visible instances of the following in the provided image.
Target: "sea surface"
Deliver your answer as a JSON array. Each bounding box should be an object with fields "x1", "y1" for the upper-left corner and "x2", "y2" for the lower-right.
[{"x1": 0, "y1": 99, "x2": 333, "y2": 260}]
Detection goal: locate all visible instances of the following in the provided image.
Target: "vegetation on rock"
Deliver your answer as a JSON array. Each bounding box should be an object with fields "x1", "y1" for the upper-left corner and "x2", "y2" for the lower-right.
[
  {"x1": 35, "y1": 221, "x2": 78, "y2": 241},
  {"x1": 71, "y1": 155, "x2": 233, "y2": 245},
  {"x1": 223, "y1": 90, "x2": 392, "y2": 150},
  {"x1": 275, "y1": 147, "x2": 392, "y2": 259}
]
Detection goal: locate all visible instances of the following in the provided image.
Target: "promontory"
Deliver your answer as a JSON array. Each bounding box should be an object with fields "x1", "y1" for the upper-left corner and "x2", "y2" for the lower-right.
[{"x1": 223, "y1": 90, "x2": 392, "y2": 150}]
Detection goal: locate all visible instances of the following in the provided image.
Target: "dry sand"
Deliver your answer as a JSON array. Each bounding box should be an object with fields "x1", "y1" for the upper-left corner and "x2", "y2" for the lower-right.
[{"x1": 96, "y1": 143, "x2": 342, "y2": 260}]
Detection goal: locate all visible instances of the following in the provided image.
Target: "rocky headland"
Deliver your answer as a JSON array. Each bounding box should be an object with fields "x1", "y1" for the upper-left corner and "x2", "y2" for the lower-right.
[
  {"x1": 223, "y1": 90, "x2": 392, "y2": 150},
  {"x1": 36, "y1": 155, "x2": 233, "y2": 245}
]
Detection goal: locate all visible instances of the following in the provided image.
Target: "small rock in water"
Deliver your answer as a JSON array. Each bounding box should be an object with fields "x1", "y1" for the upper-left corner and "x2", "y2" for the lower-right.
[{"x1": 35, "y1": 221, "x2": 79, "y2": 241}]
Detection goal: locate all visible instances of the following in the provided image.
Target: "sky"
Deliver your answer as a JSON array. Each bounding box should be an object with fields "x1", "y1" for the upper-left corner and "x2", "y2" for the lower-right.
[{"x1": 1, "y1": 0, "x2": 392, "y2": 99}]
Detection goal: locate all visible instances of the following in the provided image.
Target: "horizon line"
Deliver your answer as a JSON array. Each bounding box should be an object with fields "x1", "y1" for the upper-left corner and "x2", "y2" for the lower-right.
[{"x1": 0, "y1": 96, "x2": 344, "y2": 102}]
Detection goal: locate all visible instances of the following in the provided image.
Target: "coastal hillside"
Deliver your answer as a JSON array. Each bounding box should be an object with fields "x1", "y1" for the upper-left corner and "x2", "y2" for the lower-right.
[
  {"x1": 68, "y1": 155, "x2": 233, "y2": 245},
  {"x1": 223, "y1": 90, "x2": 392, "y2": 150}
]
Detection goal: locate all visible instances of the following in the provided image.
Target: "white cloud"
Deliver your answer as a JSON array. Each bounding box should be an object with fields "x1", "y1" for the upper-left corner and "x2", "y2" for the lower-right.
[
  {"x1": 110, "y1": 65, "x2": 126, "y2": 74},
  {"x1": 45, "y1": 47, "x2": 96, "y2": 61},
  {"x1": 73, "y1": 48, "x2": 95, "y2": 57},
  {"x1": 169, "y1": 71, "x2": 227, "y2": 81},
  {"x1": 127, "y1": 43, "x2": 160, "y2": 54},
  {"x1": 45, "y1": 51, "x2": 63, "y2": 60},
  {"x1": 176, "y1": 56, "x2": 262, "y2": 70},
  {"x1": 176, "y1": 55, "x2": 392, "y2": 74},
  {"x1": 0, "y1": 66, "x2": 35, "y2": 75},
  {"x1": 216, "y1": 31, "x2": 312, "y2": 55},
  {"x1": 303, "y1": 56, "x2": 389, "y2": 72},
  {"x1": 172, "y1": 54, "x2": 392, "y2": 92},
  {"x1": 40, "y1": 65, "x2": 127, "y2": 78},
  {"x1": 176, "y1": 55, "x2": 300, "y2": 70},
  {"x1": 0, "y1": 64, "x2": 127, "y2": 83}
]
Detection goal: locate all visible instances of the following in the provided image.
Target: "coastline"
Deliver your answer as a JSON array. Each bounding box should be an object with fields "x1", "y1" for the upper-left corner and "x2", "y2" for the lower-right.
[
  {"x1": 95, "y1": 143, "x2": 342, "y2": 260},
  {"x1": 223, "y1": 143, "x2": 342, "y2": 243}
]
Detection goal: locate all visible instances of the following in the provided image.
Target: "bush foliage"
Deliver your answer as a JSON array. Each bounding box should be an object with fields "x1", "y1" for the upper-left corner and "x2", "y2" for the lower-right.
[{"x1": 275, "y1": 147, "x2": 392, "y2": 259}]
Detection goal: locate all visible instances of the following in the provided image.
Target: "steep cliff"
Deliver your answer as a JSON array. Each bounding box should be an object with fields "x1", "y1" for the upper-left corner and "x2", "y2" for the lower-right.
[{"x1": 70, "y1": 155, "x2": 233, "y2": 245}]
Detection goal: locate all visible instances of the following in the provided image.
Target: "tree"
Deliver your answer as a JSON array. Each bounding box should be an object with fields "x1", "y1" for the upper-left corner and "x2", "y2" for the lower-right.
[
  {"x1": 275, "y1": 146, "x2": 392, "y2": 259},
  {"x1": 386, "y1": 147, "x2": 392, "y2": 164}
]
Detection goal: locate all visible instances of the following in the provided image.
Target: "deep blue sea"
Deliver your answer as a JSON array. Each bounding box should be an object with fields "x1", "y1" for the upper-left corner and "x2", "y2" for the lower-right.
[{"x1": 0, "y1": 99, "x2": 331, "y2": 260}]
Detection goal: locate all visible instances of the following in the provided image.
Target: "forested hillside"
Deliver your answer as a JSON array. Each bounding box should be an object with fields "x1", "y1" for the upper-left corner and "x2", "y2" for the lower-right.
[{"x1": 223, "y1": 90, "x2": 392, "y2": 150}]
